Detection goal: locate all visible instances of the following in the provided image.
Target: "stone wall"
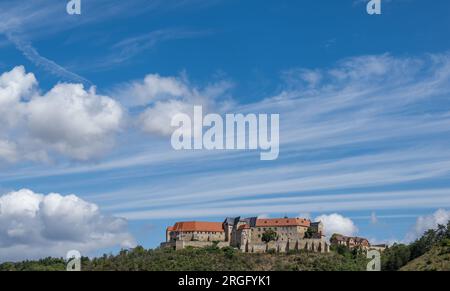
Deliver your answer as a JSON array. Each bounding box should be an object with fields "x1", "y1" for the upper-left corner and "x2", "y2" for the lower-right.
[
  {"x1": 241, "y1": 238, "x2": 330, "y2": 254},
  {"x1": 249, "y1": 226, "x2": 308, "y2": 243},
  {"x1": 170, "y1": 231, "x2": 226, "y2": 243},
  {"x1": 161, "y1": 240, "x2": 230, "y2": 250},
  {"x1": 162, "y1": 238, "x2": 330, "y2": 253}
]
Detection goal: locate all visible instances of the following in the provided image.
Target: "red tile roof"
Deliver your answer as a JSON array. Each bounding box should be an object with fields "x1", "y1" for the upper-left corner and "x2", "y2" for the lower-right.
[
  {"x1": 256, "y1": 218, "x2": 311, "y2": 227},
  {"x1": 169, "y1": 221, "x2": 224, "y2": 232}
]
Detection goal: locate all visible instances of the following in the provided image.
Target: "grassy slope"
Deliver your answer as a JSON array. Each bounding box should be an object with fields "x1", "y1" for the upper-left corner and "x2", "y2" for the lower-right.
[
  {"x1": 0, "y1": 247, "x2": 368, "y2": 271},
  {"x1": 400, "y1": 245, "x2": 450, "y2": 271},
  {"x1": 82, "y1": 247, "x2": 368, "y2": 271}
]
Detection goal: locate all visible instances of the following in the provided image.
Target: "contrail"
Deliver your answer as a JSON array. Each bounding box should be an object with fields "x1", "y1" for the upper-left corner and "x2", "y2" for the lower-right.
[{"x1": 6, "y1": 33, "x2": 93, "y2": 87}]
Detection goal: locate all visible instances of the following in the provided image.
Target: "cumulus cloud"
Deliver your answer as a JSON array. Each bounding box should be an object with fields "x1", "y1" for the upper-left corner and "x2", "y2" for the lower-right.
[
  {"x1": 0, "y1": 189, "x2": 135, "y2": 262},
  {"x1": 139, "y1": 99, "x2": 197, "y2": 136},
  {"x1": 406, "y1": 209, "x2": 450, "y2": 242},
  {"x1": 116, "y1": 74, "x2": 233, "y2": 136},
  {"x1": 0, "y1": 66, "x2": 36, "y2": 127},
  {"x1": 0, "y1": 66, "x2": 124, "y2": 162},
  {"x1": 117, "y1": 74, "x2": 190, "y2": 107},
  {"x1": 25, "y1": 84, "x2": 123, "y2": 160},
  {"x1": 315, "y1": 213, "x2": 358, "y2": 237},
  {"x1": 1, "y1": 66, "x2": 235, "y2": 163}
]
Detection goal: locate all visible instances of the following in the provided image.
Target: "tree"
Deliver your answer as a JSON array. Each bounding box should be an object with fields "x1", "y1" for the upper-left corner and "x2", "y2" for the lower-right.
[
  {"x1": 410, "y1": 229, "x2": 437, "y2": 260},
  {"x1": 304, "y1": 228, "x2": 318, "y2": 239},
  {"x1": 262, "y1": 229, "x2": 278, "y2": 243},
  {"x1": 381, "y1": 243, "x2": 411, "y2": 271}
]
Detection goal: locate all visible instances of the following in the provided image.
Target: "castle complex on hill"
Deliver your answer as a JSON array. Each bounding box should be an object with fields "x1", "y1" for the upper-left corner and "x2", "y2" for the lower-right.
[{"x1": 161, "y1": 216, "x2": 331, "y2": 253}]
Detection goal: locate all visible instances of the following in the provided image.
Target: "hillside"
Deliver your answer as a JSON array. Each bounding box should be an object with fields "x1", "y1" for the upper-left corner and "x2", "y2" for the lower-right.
[
  {"x1": 381, "y1": 222, "x2": 450, "y2": 271},
  {"x1": 400, "y1": 245, "x2": 450, "y2": 271},
  {"x1": 2, "y1": 221, "x2": 449, "y2": 271},
  {"x1": 0, "y1": 247, "x2": 368, "y2": 271},
  {"x1": 2, "y1": 243, "x2": 450, "y2": 271}
]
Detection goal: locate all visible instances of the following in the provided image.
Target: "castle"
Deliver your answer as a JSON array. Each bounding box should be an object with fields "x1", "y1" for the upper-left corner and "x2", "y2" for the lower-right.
[{"x1": 161, "y1": 216, "x2": 330, "y2": 253}]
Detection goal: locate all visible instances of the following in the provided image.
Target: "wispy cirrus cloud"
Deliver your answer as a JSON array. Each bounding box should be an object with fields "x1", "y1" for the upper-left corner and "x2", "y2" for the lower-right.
[
  {"x1": 106, "y1": 53, "x2": 450, "y2": 219},
  {"x1": 86, "y1": 28, "x2": 213, "y2": 71},
  {"x1": 1, "y1": 53, "x2": 449, "y2": 223},
  {"x1": 0, "y1": 0, "x2": 94, "y2": 84},
  {"x1": 0, "y1": 0, "x2": 211, "y2": 37},
  {"x1": 0, "y1": 0, "x2": 217, "y2": 82}
]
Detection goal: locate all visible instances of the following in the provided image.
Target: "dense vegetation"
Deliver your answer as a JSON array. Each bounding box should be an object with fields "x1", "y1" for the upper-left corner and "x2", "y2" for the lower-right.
[
  {"x1": 382, "y1": 221, "x2": 450, "y2": 271},
  {"x1": 0, "y1": 257, "x2": 67, "y2": 272},
  {"x1": 0, "y1": 246, "x2": 368, "y2": 271},
  {"x1": 1, "y1": 221, "x2": 448, "y2": 271}
]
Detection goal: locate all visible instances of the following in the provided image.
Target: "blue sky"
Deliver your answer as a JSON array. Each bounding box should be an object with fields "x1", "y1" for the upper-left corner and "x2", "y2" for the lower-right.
[{"x1": 1, "y1": 0, "x2": 450, "y2": 261}]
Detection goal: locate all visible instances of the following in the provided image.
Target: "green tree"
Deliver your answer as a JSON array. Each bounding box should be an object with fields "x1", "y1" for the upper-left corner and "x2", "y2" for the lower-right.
[
  {"x1": 381, "y1": 243, "x2": 411, "y2": 271},
  {"x1": 262, "y1": 229, "x2": 278, "y2": 243},
  {"x1": 304, "y1": 228, "x2": 318, "y2": 239}
]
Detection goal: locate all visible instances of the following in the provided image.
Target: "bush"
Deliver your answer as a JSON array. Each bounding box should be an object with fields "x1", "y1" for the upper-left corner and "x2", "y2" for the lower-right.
[
  {"x1": 222, "y1": 247, "x2": 237, "y2": 259},
  {"x1": 262, "y1": 230, "x2": 278, "y2": 243}
]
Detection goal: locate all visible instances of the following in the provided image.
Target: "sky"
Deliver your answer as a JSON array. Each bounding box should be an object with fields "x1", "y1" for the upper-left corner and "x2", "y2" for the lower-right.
[{"x1": 0, "y1": 0, "x2": 450, "y2": 262}]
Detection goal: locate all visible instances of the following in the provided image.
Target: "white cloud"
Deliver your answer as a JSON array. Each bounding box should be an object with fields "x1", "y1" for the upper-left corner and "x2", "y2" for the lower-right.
[
  {"x1": 0, "y1": 65, "x2": 36, "y2": 102},
  {"x1": 139, "y1": 99, "x2": 197, "y2": 137},
  {"x1": 257, "y1": 214, "x2": 270, "y2": 219},
  {"x1": 89, "y1": 29, "x2": 211, "y2": 70},
  {"x1": 406, "y1": 209, "x2": 450, "y2": 242},
  {"x1": 6, "y1": 34, "x2": 92, "y2": 86},
  {"x1": 0, "y1": 189, "x2": 135, "y2": 262},
  {"x1": 370, "y1": 211, "x2": 378, "y2": 225},
  {"x1": 314, "y1": 213, "x2": 358, "y2": 237},
  {"x1": 2, "y1": 53, "x2": 450, "y2": 232},
  {"x1": 25, "y1": 84, "x2": 123, "y2": 160},
  {"x1": 282, "y1": 68, "x2": 322, "y2": 88},
  {"x1": 116, "y1": 73, "x2": 233, "y2": 136},
  {"x1": 118, "y1": 74, "x2": 190, "y2": 107},
  {"x1": 0, "y1": 66, "x2": 36, "y2": 127},
  {"x1": 0, "y1": 66, "x2": 124, "y2": 162}
]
